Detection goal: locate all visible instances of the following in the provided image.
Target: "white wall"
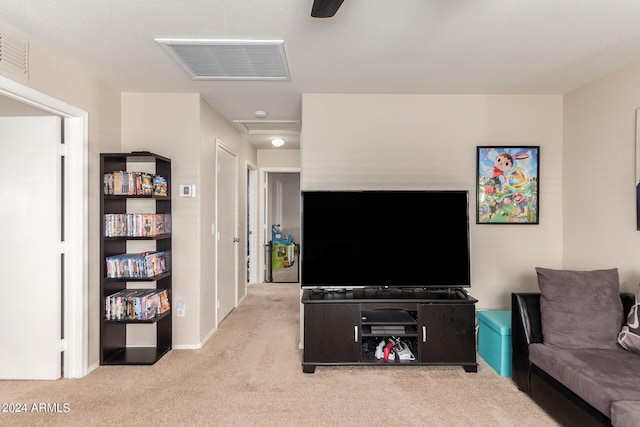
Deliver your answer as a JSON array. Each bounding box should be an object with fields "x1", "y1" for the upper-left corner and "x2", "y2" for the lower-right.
[
  {"x1": 301, "y1": 94, "x2": 564, "y2": 309},
  {"x1": 563, "y1": 59, "x2": 640, "y2": 292}
]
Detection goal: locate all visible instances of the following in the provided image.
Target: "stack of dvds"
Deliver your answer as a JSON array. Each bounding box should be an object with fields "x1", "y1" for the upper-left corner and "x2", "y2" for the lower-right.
[
  {"x1": 105, "y1": 289, "x2": 170, "y2": 321},
  {"x1": 104, "y1": 213, "x2": 172, "y2": 237},
  {"x1": 105, "y1": 251, "x2": 170, "y2": 279},
  {"x1": 103, "y1": 171, "x2": 168, "y2": 196}
]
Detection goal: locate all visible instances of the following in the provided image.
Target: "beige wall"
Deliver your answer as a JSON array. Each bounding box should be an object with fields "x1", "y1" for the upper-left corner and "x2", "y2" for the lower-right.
[
  {"x1": 8, "y1": 9, "x2": 640, "y2": 367},
  {"x1": 199, "y1": 97, "x2": 258, "y2": 342},
  {"x1": 0, "y1": 19, "x2": 122, "y2": 368},
  {"x1": 301, "y1": 94, "x2": 564, "y2": 309},
  {"x1": 258, "y1": 149, "x2": 301, "y2": 168},
  {"x1": 0, "y1": 96, "x2": 52, "y2": 115},
  {"x1": 0, "y1": 15, "x2": 260, "y2": 364},
  {"x1": 121, "y1": 93, "x2": 257, "y2": 348},
  {"x1": 121, "y1": 93, "x2": 201, "y2": 347},
  {"x1": 563, "y1": 59, "x2": 640, "y2": 292}
]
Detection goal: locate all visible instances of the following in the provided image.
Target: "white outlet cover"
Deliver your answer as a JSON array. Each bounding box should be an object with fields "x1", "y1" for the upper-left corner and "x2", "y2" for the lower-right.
[{"x1": 176, "y1": 300, "x2": 185, "y2": 316}]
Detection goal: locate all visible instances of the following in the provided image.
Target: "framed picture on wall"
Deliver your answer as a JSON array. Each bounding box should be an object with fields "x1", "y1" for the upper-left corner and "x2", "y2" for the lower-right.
[{"x1": 476, "y1": 146, "x2": 540, "y2": 224}]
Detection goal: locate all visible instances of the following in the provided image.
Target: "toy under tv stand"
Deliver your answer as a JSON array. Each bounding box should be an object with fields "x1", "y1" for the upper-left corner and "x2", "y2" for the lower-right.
[{"x1": 301, "y1": 287, "x2": 478, "y2": 374}]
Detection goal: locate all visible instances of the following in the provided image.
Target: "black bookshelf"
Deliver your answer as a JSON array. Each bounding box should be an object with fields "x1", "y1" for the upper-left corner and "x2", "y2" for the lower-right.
[{"x1": 99, "y1": 152, "x2": 172, "y2": 365}]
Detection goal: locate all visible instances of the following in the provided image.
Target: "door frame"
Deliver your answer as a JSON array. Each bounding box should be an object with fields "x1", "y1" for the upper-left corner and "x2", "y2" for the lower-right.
[
  {"x1": 0, "y1": 75, "x2": 88, "y2": 378},
  {"x1": 246, "y1": 162, "x2": 258, "y2": 284}
]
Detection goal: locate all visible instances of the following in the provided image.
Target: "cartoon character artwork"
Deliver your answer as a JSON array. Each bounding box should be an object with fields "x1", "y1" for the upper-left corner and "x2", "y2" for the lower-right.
[
  {"x1": 508, "y1": 192, "x2": 532, "y2": 223},
  {"x1": 489, "y1": 152, "x2": 514, "y2": 191},
  {"x1": 477, "y1": 146, "x2": 539, "y2": 224}
]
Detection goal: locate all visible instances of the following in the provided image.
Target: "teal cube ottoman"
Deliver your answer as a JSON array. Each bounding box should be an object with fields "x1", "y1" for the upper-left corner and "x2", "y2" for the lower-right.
[{"x1": 477, "y1": 310, "x2": 511, "y2": 376}]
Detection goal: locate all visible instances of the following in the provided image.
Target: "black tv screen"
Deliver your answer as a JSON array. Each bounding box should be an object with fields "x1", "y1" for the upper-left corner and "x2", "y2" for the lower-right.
[{"x1": 301, "y1": 190, "x2": 471, "y2": 289}]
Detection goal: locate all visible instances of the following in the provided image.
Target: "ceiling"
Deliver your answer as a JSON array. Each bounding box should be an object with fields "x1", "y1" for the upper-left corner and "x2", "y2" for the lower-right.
[{"x1": 3, "y1": 1, "x2": 640, "y2": 149}]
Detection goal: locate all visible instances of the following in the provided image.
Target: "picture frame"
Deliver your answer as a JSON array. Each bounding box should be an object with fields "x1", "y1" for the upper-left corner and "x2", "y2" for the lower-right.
[{"x1": 476, "y1": 146, "x2": 540, "y2": 224}]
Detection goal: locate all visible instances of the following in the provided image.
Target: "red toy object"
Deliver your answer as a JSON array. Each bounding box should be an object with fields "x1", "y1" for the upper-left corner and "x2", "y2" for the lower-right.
[{"x1": 383, "y1": 341, "x2": 394, "y2": 361}]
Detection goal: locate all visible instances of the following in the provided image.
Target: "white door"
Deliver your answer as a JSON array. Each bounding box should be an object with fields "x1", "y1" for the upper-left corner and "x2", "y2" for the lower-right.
[
  {"x1": 0, "y1": 116, "x2": 62, "y2": 379},
  {"x1": 216, "y1": 142, "x2": 238, "y2": 323}
]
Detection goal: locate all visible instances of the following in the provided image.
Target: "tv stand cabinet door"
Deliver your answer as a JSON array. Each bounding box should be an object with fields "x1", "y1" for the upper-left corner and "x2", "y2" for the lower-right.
[
  {"x1": 418, "y1": 303, "x2": 476, "y2": 364},
  {"x1": 303, "y1": 303, "x2": 360, "y2": 364}
]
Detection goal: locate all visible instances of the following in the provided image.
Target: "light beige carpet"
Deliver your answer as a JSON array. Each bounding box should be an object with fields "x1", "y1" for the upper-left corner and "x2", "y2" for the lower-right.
[{"x1": 0, "y1": 283, "x2": 558, "y2": 426}]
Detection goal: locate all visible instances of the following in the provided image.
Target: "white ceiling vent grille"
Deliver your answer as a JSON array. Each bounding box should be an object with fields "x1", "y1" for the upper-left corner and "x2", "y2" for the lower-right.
[
  {"x1": 0, "y1": 29, "x2": 29, "y2": 81},
  {"x1": 232, "y1": 119, "x2": 300, "y2": 135},
  {"x1": 155, "y1": 39, "x2": 290, "y2": 80}
]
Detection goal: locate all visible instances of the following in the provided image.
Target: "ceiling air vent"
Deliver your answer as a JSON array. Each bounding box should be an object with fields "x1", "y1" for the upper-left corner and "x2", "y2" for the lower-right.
[
  {"x1": 232, "y1": 119, "x2": 300, "y2": 136},
  {"x1": 155, "y1": 39, "x2": 290, "y2": 80},
  {"x1": 0, "y1": 29, "x2": 29, "y2": 81}
]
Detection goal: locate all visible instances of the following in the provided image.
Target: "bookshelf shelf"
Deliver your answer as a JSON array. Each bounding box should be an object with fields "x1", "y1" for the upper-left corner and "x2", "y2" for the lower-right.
[
  {"x1": 104, "y1": 234, "x2": 172, "y2": 241},
  {"x1": 105, "y1": 310, "x2": 171, "y2": 324},
  {"x1": 100, "y1": 152, "x2": 172, "y2": 366},
  {"x1": 103, "y1": 272, "x2": 172, "y2": 282},
  {"x1": 101, "y1": 346, "x2": 172, "y2": 366},
  {"x1": 103, "y1": 195, "x2": 172, "y2": 200}
]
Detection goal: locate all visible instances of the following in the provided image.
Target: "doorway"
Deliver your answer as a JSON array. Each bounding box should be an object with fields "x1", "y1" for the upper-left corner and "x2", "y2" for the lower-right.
[
  {"x1": 0, "y1": 76, "x2": 88, "y2": 379},
  {"x1": 261, "y1": 170, "x2": 301, "y2": 283}
]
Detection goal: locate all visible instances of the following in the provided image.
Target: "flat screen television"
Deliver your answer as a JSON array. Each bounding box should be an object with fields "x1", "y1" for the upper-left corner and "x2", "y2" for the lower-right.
[{"x1": 301, "y1": 190, "x2": 470, "y2": 290}]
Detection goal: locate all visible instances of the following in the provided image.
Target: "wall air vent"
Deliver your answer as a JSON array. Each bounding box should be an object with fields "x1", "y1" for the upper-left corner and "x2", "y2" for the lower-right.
[
  {"x1": 0, "y1": 29, "x2": 29, "y2": 81},
  {"x1": 155, "y1": 39, "x2": 290, "y2": 80}
]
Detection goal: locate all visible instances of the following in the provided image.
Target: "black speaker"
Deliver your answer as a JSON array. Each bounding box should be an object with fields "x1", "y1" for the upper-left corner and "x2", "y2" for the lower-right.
[{"x1": 311, "y1": 0, "x2": 345, "y2": 18}]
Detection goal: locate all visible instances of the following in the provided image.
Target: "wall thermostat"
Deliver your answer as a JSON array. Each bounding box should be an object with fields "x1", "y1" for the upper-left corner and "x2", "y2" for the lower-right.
[{"x1": 179, "y1": 184, "x2": 196, "y2": 198}]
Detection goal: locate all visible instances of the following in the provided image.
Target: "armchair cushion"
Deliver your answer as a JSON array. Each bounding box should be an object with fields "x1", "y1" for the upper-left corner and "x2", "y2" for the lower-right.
[{"x1": 536, "y1": 267, "x2": 623, "y2": 349}]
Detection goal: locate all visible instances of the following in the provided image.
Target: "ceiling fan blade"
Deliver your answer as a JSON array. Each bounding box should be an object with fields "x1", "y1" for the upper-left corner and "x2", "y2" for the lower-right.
[{"x1": 311, "y1": 0, "x2": 345, "y2": 18}]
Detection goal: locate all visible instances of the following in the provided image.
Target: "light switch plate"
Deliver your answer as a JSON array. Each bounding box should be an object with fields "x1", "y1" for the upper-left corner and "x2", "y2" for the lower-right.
[{"x1": 179, "y1": 184, "x2": 196, "y2": 198}]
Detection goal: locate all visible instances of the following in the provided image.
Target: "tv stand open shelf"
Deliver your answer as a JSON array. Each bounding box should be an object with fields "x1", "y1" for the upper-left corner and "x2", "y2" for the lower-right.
[{"x1": 301, "y1": 288, "x2": 478, "y2": 373}]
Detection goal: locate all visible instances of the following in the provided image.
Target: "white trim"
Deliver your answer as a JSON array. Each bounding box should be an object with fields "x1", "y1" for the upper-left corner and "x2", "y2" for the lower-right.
[
  {"x1": 0, "y1": 75, "x2": 89, "y2": 378},
  {"x1": 245, "y1": 161, "x2": 259, "y2": 285}
]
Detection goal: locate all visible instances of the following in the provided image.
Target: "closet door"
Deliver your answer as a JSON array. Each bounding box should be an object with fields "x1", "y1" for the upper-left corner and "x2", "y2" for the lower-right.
[{"x1": 216, "y1": 141, "x2": 238, "y2": 323}]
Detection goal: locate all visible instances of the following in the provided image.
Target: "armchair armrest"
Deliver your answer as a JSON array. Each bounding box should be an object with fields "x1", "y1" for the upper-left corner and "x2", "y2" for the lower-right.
[
  {"x1": 511, "y1": 293, "x2": 542, "y2": 392},
  {"x1": 622, "y1": 293, "x2": 635, "y2": 324}
]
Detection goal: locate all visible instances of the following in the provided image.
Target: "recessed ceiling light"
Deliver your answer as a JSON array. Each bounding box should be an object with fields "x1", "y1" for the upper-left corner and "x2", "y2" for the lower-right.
[
  {"x1": 254, "y1": 110, "x2": 268, "y2": 118},
  {"x1": 271, "y1": 137, "x2": 285, "y2": 147}
]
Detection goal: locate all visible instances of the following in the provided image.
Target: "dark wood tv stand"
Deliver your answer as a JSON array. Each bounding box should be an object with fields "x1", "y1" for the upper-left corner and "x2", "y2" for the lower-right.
[{"x1": 301, "y1": 287, "x2": 478, "y2": 374}]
